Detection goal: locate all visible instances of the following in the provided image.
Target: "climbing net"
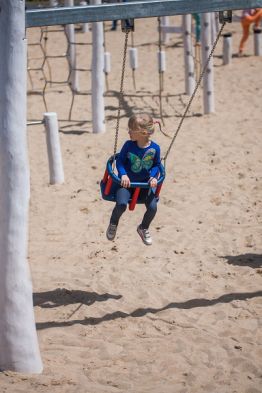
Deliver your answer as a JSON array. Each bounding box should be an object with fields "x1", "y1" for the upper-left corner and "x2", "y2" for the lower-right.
[{"x1": 27, "y1": 22, "x2": 92, "y2": 122}]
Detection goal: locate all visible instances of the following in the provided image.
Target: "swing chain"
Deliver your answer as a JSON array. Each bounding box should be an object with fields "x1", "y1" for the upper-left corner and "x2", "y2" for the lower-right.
[
  {"x1": 113, "y1": 29, "x2": 130, "y2": 158},
  {"x1": 163, "y1": 20, "x2": 227, "y2": 164},
  {"x1": 158, "y1": 17, "x2": 165, "y2": 125}
]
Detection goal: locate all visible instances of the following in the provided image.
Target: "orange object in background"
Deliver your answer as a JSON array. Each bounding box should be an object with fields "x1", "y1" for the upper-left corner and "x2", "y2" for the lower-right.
[{"x1": 239, "y1": 8, "x2": 262, "y2": 54}]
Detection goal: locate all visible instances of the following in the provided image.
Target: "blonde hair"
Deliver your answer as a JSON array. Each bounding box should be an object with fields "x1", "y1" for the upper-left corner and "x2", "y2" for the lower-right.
[{"x1": 128, "y1": 113, "x2": 155, "y2": 136}]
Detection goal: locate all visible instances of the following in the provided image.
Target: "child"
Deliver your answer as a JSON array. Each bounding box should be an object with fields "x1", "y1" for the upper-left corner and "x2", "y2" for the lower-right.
[
  {"x1": 239, "y1": 8, "x2": 262, "y2": 55},
  {"x1": 106, "y1": 113, "x2": 162, "y2": 245}
]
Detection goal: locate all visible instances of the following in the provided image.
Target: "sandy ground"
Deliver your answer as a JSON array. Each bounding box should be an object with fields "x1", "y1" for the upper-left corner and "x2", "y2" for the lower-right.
[{"x1": 1, "y1": 12, "x2": 262, "y2": 393}]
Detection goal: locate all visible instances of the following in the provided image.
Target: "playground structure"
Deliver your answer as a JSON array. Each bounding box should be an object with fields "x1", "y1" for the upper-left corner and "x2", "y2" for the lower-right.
[
  {"x1": 27, "y1": 17, "x2": 196, "y2": 123},
  {"x1": 1, "y1": 0, "x2": 262, "y2": 375},
  {"x1": 26, "y1": 6, "x2": 222, "y2": 123},
  {"x1": 26, "y1": 3, "x2": 262, "y2": 126}
]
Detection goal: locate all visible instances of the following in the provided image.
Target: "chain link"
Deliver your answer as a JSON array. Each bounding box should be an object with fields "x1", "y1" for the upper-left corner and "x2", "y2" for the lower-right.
[
  {"x1": 113, "y1": 30, "x2": 130, "y2": 157},
  {"x1": 163, "y1": 21, "x2": 226, "y2": 163}
]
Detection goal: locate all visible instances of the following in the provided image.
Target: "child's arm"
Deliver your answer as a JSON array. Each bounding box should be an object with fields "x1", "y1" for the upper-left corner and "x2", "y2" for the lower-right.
[
  {"x1": 116, "y1": 141, "x2": 128, "y2": 177},
  {"x1": 121, "y1": 175, "x2": 131, "y2": 188},
  {"x1": 116, "y1": 141, "x2": 130, "y2": 187},
  {"x1": 149, "y1": 144, "x2": 161, "y2": 180}
]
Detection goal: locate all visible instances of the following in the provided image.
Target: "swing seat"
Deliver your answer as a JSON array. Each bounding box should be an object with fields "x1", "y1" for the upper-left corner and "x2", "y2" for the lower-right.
[{"x1": 100, "y1": 154, "x2": 165, "y2": 210}]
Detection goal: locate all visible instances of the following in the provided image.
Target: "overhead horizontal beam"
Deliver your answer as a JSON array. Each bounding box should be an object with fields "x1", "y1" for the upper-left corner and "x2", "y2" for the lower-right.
[{"x1": 26, "y1": 0, "x2": 262, "y2": 28}]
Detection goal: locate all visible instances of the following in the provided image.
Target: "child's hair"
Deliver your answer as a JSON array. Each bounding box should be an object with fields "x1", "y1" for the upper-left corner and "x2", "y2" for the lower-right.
[
  {"x1": 128, "y1": 113, "x2": 155, "y2": 136},
  {"x1": 128, "y1": 113, "x2": 170, "y2": 140}
]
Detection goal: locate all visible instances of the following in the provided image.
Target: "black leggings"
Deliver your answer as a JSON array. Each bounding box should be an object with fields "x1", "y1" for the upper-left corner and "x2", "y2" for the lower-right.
[{"x1": 110, "y1": 187, "x2": 158, "y2": 229}]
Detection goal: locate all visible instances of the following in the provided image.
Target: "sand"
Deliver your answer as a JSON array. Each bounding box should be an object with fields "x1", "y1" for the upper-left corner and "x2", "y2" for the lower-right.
[{"x1": 1, "y1": 13, "x2": 262, "y2": 393}]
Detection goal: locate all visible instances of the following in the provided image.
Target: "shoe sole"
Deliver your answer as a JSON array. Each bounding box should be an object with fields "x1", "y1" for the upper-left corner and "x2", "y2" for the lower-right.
[{"x1": 106, "y1": 234, "x2": 115, "y2": 241}]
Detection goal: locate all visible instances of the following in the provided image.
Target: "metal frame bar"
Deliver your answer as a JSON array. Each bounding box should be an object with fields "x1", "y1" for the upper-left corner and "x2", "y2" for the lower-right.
[{"x1": 26, "y1": 0, "x2": 262, "y2": 28}]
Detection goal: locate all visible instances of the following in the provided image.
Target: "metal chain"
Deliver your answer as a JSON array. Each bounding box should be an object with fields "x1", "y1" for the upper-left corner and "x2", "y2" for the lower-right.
[
  {"x1": 131, "y1": 31, "x2": 137, "y2": 90},
  {"x1": 163, "y1": 21, "x2": 226, "y2": 163},
  {"x1": 158, "y1": 17, "x2": 165, "y2": 124},
  {"x1": 113, "y1": 30, "x2": 130, "y2": 157}
]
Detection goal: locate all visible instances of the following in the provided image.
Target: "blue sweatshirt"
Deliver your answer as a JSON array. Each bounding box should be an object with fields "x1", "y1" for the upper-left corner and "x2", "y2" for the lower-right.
[{"x1": 116, "y1": 140, "x2": 161, "y2": 183}]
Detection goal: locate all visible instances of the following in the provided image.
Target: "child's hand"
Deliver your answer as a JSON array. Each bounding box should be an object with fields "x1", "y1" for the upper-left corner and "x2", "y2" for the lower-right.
[
  {"x1": 149, "y1": 177, "x2": 158, "y2": 188},
  {"x1": 121, "y1": 175, "x2": 131, "y2": 188}
]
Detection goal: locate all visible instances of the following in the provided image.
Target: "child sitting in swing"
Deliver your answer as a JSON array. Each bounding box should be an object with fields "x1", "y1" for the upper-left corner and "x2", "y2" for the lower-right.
[{"x1": 106, "y1": 113, "x2": 162, "y2": 245}]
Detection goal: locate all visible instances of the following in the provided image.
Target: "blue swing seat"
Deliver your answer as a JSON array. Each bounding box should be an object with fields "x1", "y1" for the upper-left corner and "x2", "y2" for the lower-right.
[{"x1": 100, "y1": 154, "x2": 165, "y2": 210}]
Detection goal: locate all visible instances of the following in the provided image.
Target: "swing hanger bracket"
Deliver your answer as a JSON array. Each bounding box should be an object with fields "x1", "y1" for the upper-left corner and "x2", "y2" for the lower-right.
[
  {"x1": 219, "y1": 10, "x2": 232, "y2": 23},
  {"x1": 121, "y1": 18, "x2": 135, "y2": 33}
]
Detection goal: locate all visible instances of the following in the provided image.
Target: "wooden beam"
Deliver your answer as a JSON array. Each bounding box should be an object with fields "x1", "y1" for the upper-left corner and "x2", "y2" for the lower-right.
[{"x1": 26, "y1": 0, "x2": 262, "y2": 28}]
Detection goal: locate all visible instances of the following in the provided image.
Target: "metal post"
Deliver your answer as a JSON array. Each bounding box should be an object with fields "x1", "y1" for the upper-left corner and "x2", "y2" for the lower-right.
[
  {"x1": 80, "y1": 0, "x2": 89, "y2": 32},
  {"x1": 254, "y1": 27, "x2": 262, "y2": 56},
  {"x1": 0, "y1": 0, "x2": 43, "y2": 373},
  {"x1": 223, "y1": 32, "x2": 232, "y2": 65},
  {"x1": 44, "y1": 112, "x2": 64, "y2": 184},
  {"x1": 65, "y1": 0, "x2": 79, "y2": 92},
  {"x1": 182, "y1": 14, "x2": 195, "y2": 95},
  {"x1": 201, "y1": 13, "x2": 215, "y2": 114},
  {"x1": 91, "y1": 0, "x2": 105, "y2": 133},
  {"x1": 26, "y1": 1, "x2": 262, "y2": 28}
]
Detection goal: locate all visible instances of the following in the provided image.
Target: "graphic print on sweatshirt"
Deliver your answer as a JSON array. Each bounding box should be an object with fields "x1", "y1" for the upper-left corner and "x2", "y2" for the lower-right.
[{"x1": 127, "y1": 148, "x2": 156, "y2": 173}]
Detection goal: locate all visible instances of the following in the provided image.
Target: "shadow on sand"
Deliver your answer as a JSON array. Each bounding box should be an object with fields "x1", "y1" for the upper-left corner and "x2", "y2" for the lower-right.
[
  {"x1": 221, "y1": 253, "x2": 262, "y2": 269},
  {"x1": 34, "y1": 288, "x2": 122, "y2": 309},
  {"x1": 35, "y1": 289, "x2": 262, "y2": 330}
]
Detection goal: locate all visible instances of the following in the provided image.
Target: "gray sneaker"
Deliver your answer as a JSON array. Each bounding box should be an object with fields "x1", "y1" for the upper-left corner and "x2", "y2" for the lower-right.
[
  {"x1": 106, "y1": 223, "x2": 117, "y2": 241},
  {"x1": 137, "y1": 225, "x2": 152, "y2": 245}
]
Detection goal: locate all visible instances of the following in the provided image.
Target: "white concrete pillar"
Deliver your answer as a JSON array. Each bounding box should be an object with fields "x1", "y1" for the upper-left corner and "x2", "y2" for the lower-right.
[
  {"x1": 215, "y1": 12, "x2": 220, "y2": 36},
  {"x1": 158, "y1": 50, "x2": 166, "y2": 72},
  {"x1": 0, "y1": 0, "x2": 43, "y2": 373},
  {"x1": 104, "y1": 52, "x2": 111, "y2": 74},
  {"x1": 201, "y1": 13, "x2": 215, "y2": 114},
  {"x1": 80, "y1": 0, "x2": 89, "y2": 32},
  {"x1": 254, "y1": 28, "x2": 262, "y2": 56},
  {"x1": 129, "y1": 47, "x2": 138, "y2": 70},
  {"x1": 44, "y1": 113, "x2": 64, "y2": 185},
  {"x1": 65, "y1": 0, "x2": 79, "y2": 92},
  {"x1": 223, "y1": 32, "x2": 232, "y2": 65},
  {"x1": 210, "y1": 12, "x2": 217, "y2": 46},
  {"x1": 91, "y1": 0, "x2": 105, "y2": 133},
  {"x1": 182, "y1": 14, "x2": 195, "y2": 95}
]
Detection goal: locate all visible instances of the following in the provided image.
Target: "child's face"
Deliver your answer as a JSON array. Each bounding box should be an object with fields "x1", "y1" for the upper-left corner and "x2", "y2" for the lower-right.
[{"x1": 128, "y1": 128, "x2": 148, "y2": 141}]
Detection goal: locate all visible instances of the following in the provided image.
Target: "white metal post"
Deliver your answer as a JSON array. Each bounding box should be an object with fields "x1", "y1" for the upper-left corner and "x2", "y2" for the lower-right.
[
  {"x1": 129, "y1": 47, "x2": 138, "y2": 70},
  {"x1": 210, "y1": 12, "x2": 217, "y2": 46},
  {"x1": 91, "y1": 0, "x2": 105, "y2": 134},
  {"x1": 254, "y1": 27, "x2": 262, "y2": 56},
  {"x1": 201, "y1": 13, "x2": 215, "y2": 114},
  {"x1": 223, "y1": 32, "x2": 232, "y2": 65},
  {"x1": 65, "y1": 0, "x2": 79, "y2": 92},
  {"x1": 158, "y1": 50, "x2": 166, "y2": 72},
  {"x1": 182, "y1": 14, "x2": 195, "y2": 95},
  {"x1": 44, "y1": 112, "x2": 65, "y2": 185},
  {"x1": 0, "y1": 0, "x2": 43, "y2": 373},
  {"x1": 80, "y1": 0, "x2": 89, "y2": 32}
]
